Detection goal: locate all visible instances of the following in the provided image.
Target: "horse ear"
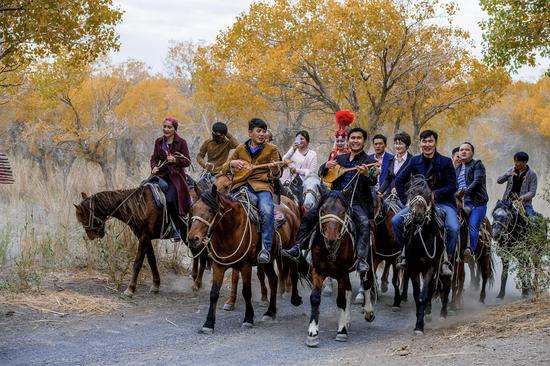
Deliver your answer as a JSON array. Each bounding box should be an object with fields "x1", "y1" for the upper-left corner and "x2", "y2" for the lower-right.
[{"x1": 81, "y1": 192, "x2": 88, "y2": 200}]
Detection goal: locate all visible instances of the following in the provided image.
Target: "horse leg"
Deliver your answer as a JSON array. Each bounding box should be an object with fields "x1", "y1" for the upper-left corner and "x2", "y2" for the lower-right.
[
  {"x1": 354, "y1": 272, "x2": 365, "y2": 304},
  {"x1": 200, "y1": 263, "x2": 226, "y2": 334},
  {"x1": 288, "y1": 260, "x2": 303, "y2": 307},
  {"x1": 401, "y1": 270, "x2": 409, "y2": 302},
  {"x1": 191, "y1": 256, "x2": 200, "y2": 291},
  {"x1": 380, "y1": 260, "x2": 390, "y2": 293},
  {"x1": 362, "y1": 268, "x2": 376, "y2": 322},
  {"x1": 145, "y1": 239, "x2": 160, "y2": 294},
  {"x1": 124, "y1": 238, "x2": 148, "y2": 297},
  {"x1": 306, "y1": 268, "x2": 324, "y2": 348},
  {"x1": 440, "y1": 273, "x2": 451, "y2": 320},
  {"x1": 240, "y1": 264, "x2": 254, "y2": 328},
  {"x1": 277, "y1": 256, "x2": 287, "y2": 297},
  {"x1": 196, "y1": 250, "x2": 208, "y2": 290},
  {"x1": 411, "y1": 272, "x2": 424, "y2": 334},
  {"x1": 335, "y1": 274, "x2": 352, "y2": 342},
  {"x1": 322, "y1": 277, "x2": 334, "y2": 297},
  {"x1": 256, "y1": 265, "x2": 269, "y2": 306},
  {"x1": 479, "y1": 255, "x2": 489, "y2": 303},
  {"x1": 223, "y1": 269, "x2": 240, "y2": 311},
  {"x1": 497, "y1": 258, "x2": 509, "y2": 299},
  {"x1": 468, "y1": 257, "x2": 479, "y2": 290},
  {"x1": 262, "y1": 261, "x2": 278, "y2": 321},
  {"x1": 391, "y1": 262, "x2": 402, "y2": 310}
]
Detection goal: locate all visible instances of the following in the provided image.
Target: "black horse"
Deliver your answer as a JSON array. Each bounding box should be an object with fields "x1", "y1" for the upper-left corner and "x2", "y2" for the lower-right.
[
  {"x1": 491, "y1": 199, "x2": 531, "y2": 299},
  {"x1": 402, "y1": 176, "x2": 451, "y2": 335}
]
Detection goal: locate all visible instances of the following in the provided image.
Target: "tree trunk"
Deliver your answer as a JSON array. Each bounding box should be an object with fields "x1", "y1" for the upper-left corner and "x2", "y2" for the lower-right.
[{"x1": 98, "y1": 160, "x2": 115, "y2": 189}]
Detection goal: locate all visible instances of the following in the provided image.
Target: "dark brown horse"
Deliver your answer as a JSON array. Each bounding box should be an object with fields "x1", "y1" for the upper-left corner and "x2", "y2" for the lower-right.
[
  {"x1": 306, "y1": 191, "x2": 374, "y2": 347},
  {"x1": 74, "y1": 181, "x2": 208, "y2": 297},
  {"x1": 187, "y1": 184, "x2": 302, "y2": 334},
  {"x1": 402, "y1": 176, "x2": 451, "y2": 335}
]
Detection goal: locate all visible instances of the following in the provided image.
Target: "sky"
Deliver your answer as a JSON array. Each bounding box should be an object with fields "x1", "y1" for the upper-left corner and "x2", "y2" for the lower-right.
[{"x1": 109, "y1": 0, "x2": 549, "y2": 82}]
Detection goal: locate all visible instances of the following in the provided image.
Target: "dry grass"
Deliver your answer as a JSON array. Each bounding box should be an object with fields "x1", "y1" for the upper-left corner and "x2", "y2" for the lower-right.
[
  {"x1": 442, "y1": 296, "x2": 550, "y2": 340},
  {"x1": 0, "y1": 288, "x2": 125, "y2": 315}
]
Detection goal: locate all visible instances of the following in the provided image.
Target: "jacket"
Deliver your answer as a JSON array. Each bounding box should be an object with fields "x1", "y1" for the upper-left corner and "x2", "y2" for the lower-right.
[{"x1": 455, "y1": 159, "x2": 489, "y2": 206}]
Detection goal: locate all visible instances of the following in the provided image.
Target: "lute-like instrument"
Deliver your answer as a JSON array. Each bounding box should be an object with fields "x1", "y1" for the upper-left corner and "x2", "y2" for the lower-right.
[
  {"x1": 232, "y1": 159, "x2": 292, "y2": 182},
  {"x1": 322, "y1": 162, "x2": 380, "y2": 188}
]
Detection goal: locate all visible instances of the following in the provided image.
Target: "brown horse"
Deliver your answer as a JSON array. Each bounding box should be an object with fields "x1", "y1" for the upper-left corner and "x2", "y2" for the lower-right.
[
  {"x1": 306, "y1": 191, "x2": 374, "y2": 347},
  {"x1": 74, "y1": 181, "x2": 209, "y2": 297},
  {"x1": 187, "y1": 184, "x2": 302, "y2": 333}
]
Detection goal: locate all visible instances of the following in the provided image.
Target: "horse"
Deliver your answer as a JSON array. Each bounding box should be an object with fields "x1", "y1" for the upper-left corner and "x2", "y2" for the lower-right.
[
  {"x1": 306, "y1": 191, "x2": 374, "y2": 347},
  {"x1": 74, "y1": 181, "x2": 208, "y2": 297},
  {"x1": 187, "y1": 184, "x2": 302, "y2": 334},
  {"x1": 491, "y1": 199, "x2": 531, "y2": 299},
  {"x1": 402, "y1": 175, "x2": 451, "y2": 335}
]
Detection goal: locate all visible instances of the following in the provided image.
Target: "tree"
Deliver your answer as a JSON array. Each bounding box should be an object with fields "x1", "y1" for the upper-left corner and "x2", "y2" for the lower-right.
[
  {"x1": 480, "y1": 0, "x2": 550, "y2": 74},
  {"x1": 0, "y1": 0, "x2": 122, "y2": 88}
]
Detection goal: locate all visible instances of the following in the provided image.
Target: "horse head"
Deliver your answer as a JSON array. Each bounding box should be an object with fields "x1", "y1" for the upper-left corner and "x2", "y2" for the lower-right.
[
  {"x1": 188, "y1": 184, "x2": 222, "y2": 249},
  {"x1": 406, "y1": 175, "x2": 434, "y2": 225},
  {"x1": 318, "y1": 191, "x2": 350, "y2": 259},
  {"x1": 74, "y1": 192, "x2": 107, "y2": 240},
  {"x1": 302, "y1": 173, "x2": 323, "y2": 212},
  {"x1": 491, "y1": 199, "x2": 514, "y2": 241}
]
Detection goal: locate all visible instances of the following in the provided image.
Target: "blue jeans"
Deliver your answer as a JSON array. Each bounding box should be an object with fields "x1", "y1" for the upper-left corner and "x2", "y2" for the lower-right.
[
  {"x1": 391, "y1": 203, "x2": 459, "y2": 257},
  {"x1": 523, "y1": 203, "x2": 536, "y2": 218},
  {"x1": 465, "y1": 202, "x2": 487, "y2": 252},
  {"x1": 245, "y1": 187, "x2": 275, "y2": 252}
]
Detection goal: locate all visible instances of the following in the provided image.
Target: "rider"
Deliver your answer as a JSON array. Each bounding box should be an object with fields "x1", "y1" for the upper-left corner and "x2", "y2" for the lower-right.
[
  {"x1": 283, "y1": 127, "x2": 380, "y2": 273},
  {"x1": 150, "y1": 117, "x2": 192, "y2": 241},
  {"x1": 497, "y1": 151, "x2": 538, "y2": 217},
  {"x1": 221, "y1": 118, "x2": 282, "y2": 264},
  {"x1": 455, "y1": 142, "x2": 489, "y2": 259},
  {"x1": 370, "y1": 134, "x2": 394, "y2": 192},
  {"x1": 451, "y1": 147, "x2": 461, "y2": 169},
  {"x1": 378, "y1": 132, "x2": 412, "y2": 196},
  {"x1": 196, "y1": 122, "x2": 239, "y2": 180},
  {"x1": 392, "y1": 130, "x2": 458, "y2": 277},
  {"x1": 280, "y1": 130, "x2": 318, "y2": 185}
]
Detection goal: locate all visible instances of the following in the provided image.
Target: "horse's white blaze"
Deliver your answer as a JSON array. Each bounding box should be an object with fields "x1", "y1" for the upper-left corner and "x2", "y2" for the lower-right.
[
  {"x1": 308, "y1": 320, "x2": 319, "y2": 336},
  {"x1": 338, "y1": 290, "x2": 352, "y2": 331}
]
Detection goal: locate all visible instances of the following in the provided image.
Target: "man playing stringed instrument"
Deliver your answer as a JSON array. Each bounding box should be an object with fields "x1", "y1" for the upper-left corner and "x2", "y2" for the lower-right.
[
  {"x1": 221, "y1": 118, "x2": 284, "y2": 264},
  {"x1": 283, "y1": 127, "x2": 380, "y2": 273}
]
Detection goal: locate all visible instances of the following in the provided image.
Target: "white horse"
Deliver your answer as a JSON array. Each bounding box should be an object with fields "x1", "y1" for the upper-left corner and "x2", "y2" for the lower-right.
[{"x1": 302, "y1": 173, "x2": 323, "y2": 212}]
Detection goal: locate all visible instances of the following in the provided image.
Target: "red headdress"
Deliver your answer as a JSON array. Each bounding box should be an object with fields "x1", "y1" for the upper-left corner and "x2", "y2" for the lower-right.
[{"x1": 334, "y1": 110, "x2": 354, "y2": 138}]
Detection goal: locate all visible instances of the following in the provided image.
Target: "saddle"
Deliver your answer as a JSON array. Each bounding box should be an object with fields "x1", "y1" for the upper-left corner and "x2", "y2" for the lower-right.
[
  {"x1": 143, "y1": 176, "x2": 169, "y2": 208},
  {"x1": 231, "y1": 188, "x2": 286, "y2": 229}
]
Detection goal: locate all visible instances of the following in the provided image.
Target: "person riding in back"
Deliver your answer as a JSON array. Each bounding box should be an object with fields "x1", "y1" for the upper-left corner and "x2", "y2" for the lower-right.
[
  {"x1": 451, "y1": 147, "x2": 461, "y2": 169},
  {"x1": 282, "y1": 127, "x2": 380, "y2": 274},
  {"x1": 150, "y1": 117, "x2": 192, "y2": 241},
  {"x1": 378, "y1": 132, "x2": 413, "y2": 196},
  {"x1": 327, "y1": 110, "x2": 353, "y2": 161},
  {"x1": 280, "y1": 130, "x2": 318, "y2": 186},
  {"x1": 196, "y1": 122, "x2": 239, "y2": 181},
  {"x1": 455, "y1": 142, "x2": 489, "y2": 259},
  {"x1": 497, "y1": 151, "x2": 538, "y2": 217},
  {"x1": 392, "y1": 130, "x2": 458, "y2": 277},
  {"x1": 369, "y1": 134, "x2": 394, "y2": 192},
  {"x1": 221, "y1": 118, "x2": 282, "y2": 264}
]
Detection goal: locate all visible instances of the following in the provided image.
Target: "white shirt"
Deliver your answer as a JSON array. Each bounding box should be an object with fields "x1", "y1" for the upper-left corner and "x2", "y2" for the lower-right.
[
  {"x1": 280, "y1": 148, "x2": 318, "y2": 184},
  {"x1": 393, "y1": 152, "x2": 409, "y2": 175}
]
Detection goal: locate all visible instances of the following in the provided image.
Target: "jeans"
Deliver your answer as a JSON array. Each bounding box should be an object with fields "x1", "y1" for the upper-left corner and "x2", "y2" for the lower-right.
[
  {"x1": 245, "y1": 187, "x2": 275, "y2": 252},
  {"x1": 465, "y1": 202, "x2": 487, "y2": 252},
  {"x1": 523, "y1": 203, "x2": 536, "y2": 218},
  {"x1": 391, "y1": 203, "x2": 459, "y2": 257},
  {"x1": 351, "y1": 204, "x2": 370, "y2": 258}
]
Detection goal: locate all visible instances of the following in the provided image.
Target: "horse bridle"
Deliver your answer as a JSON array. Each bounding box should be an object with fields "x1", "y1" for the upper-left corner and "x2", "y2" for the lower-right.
[
  {"x1": 83, "y1": 196, "x2": 106, "y2": 233},
  {"x1": 303, "y1": 188, "x2": 320, "y2": 205},
  {"x1": 318, "y1": 211, "x2": 352, "y2": 261},
  {"x1": 405, "y1": 194, "x2": 433, "y2": 226}
]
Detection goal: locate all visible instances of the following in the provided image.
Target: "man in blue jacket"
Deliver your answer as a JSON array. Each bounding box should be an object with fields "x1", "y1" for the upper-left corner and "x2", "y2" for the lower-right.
[
  {"x1": 392, "y1": 130, "x2": 458, "y2": 276},
  {"x1": 370, "y1": 134, "x2": 394, "y2": 192}
]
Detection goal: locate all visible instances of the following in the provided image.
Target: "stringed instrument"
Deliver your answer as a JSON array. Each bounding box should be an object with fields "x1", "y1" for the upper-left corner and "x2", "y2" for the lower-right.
[
  {"x1": 232, "y1": 159, "x2": 292, "y2": 182},
  {"x1": 322, "y1": 162, "x2": 381, "y2": 188}
]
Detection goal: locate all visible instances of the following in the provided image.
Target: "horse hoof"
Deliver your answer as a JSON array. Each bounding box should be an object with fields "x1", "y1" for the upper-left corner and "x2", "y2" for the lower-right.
[
  {"x1": 241, "y1": 322, "x2": 253, "y2": 329},
  {"x1": 496, "y1": 294, "x2": 505, "y2": 300},
  {"x1": 191, "y1": 284, "x2": 199, "y2": 292},
  {"x1": 291, "y1": 296, "x2": 303, "y2": 307},
  {"x1": 223, "y1": 303, "x2": 235, "y2": 311},
  {"x1": 425, "y1": 314, "x2": 432, "y2": 322},
  {"x1": 381, "y1": 283, "x2": 388, "y2": 293},
  {"x1": 414, "y1": 329, "x2": 424, "y2": 336},
  {"x1": 365, "y1": 312, "x2": 375, "y2": 323},
  {"x1": 258, "y1": 300, "x2": 269, "y2": 307},
  {"x1": 335, "y1": 333, "x2": 348, "y2": 342},
  {"x1": 199, "y1": 327, "x2": 214, "y2": 334},
  {"x1": 391, "y1": 306, "x2": 401, "y2": 312},
  {"x1": 354, "y1": 292, "x2": 364, "y2": 304},
  {"x1": 401, "y1": 296, "x2": 408, "y2": 303},
  {"x1": 306, "y1": 335, "x2": 319, "y2": 348},
  {"x1": 262, "y1": 315, "x2": 275, "y2": 322},
  {"x1": 122, "y1": 289, "x2": 134, "y2": 298},
  {"x1": 149, "y1": 286, "x2": 160, "y2": 294}
]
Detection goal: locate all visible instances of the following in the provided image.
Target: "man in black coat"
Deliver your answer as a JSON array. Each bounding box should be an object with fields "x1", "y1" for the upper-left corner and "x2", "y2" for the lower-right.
[{"x1": 282, "y1": 127, "x2": 379, "y2": 273}]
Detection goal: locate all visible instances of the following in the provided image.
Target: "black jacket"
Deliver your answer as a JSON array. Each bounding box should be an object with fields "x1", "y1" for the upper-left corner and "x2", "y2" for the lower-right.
[
  {"x1": 378, "y1": 153, "x2": 413, "y2": 194},
  {"x1": 319, "y1": 151, "x2": 378, "y2": 218},
  {"x1": 455, "y1": 159, "x2": 489, "y2": 206}
]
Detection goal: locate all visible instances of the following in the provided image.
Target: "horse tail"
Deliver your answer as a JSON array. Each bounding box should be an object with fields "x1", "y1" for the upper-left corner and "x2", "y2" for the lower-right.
[{"x1": 297, "y1": 256, "x2": 312, "y2": 288}]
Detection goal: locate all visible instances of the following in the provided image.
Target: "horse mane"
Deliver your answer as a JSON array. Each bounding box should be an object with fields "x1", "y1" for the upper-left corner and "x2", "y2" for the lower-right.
[
  {"x1": 200, "y1": 189, "x2": 221, "y2": 211},
  {"x1": 303, "y1": 172, "x2": 321, "y2": 187},
  {"x1": 406, "y1": 174, "x2": 431, "y2": 197},
  {"x1": 319, "y1": 190, "x2": 349, "y2": 210},
  {"x1": 87, "y1": 187, "x2": 147, "y2": 219}
]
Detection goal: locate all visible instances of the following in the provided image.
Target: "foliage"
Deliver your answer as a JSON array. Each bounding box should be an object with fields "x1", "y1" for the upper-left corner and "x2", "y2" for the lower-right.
[{"x1": 480, "y1": 0, "x2": 550, "y2": 74}]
